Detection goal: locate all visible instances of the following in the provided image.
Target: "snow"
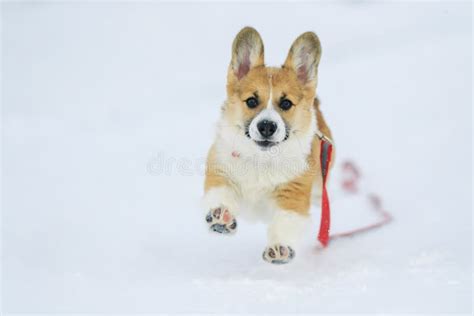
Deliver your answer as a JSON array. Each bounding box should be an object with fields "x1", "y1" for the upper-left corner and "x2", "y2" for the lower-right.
[{"x1": 2, "y1": 1, "x2": 472, "y2": 314}]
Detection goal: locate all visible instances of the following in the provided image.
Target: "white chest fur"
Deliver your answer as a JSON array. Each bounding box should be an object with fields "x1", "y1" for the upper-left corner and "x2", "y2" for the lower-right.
[{"x1": 212, "y1": 120, "x2": 316, "y2": 221}]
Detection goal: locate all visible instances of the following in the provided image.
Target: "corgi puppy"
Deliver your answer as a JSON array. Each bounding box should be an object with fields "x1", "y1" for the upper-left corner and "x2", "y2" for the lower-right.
[{"x1": 203, "y1": 27, "x2": 334, "y2": 264}]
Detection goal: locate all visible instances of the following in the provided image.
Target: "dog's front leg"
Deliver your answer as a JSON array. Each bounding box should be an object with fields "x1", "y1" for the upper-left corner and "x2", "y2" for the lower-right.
[
  {"x1": 203, "y1": 155, "x2": 240, "y2": 236},
  {"x1": 263, "y1": 181, "x2": 311, "y2": 264},
  {"x1": 202, "y1": 186, "x2": 239, "y2": 234}
]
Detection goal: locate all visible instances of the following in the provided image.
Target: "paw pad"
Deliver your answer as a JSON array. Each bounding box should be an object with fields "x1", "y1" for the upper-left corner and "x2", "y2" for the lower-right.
[
  {"x1": 205, "y1": 207, "x2": 237, "y2": 235},
  {"x1": 262, "y1": 244, "x2": 295, "y2": 264}
]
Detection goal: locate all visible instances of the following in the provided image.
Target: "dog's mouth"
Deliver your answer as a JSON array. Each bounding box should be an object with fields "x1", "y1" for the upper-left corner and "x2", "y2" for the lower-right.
[{"x1": 254, "y1": 140, "x2": 278, "y2": 148}]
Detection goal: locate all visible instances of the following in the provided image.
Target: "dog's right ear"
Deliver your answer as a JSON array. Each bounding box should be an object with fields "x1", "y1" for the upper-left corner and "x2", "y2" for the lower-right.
[{"x1": 229, "y1": 27, "x2": 264, "y2": 80}]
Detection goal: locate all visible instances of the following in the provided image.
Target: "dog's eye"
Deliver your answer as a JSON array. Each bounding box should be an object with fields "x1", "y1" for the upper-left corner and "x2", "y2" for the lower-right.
[
  {"x1": 245, "y1": 97, "x2": 259, "y2": 109},
  {"x1": 279, "y1": 99, "x2": 293, "y2": 111}
]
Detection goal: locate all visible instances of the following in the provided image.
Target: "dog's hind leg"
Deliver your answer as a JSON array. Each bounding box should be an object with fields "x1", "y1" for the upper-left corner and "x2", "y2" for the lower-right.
[
  {"x1": 263, "y1": 209, "x2": 310, "y2": 264},
  {"x1": 263, "y1": 179, "x2": 312, "y2": 264}
]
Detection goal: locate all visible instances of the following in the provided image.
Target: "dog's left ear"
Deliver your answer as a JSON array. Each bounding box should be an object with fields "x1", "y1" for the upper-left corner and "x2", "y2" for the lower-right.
[{"x1": 284, "y1": 32, "x2": 322, "y2": 86}]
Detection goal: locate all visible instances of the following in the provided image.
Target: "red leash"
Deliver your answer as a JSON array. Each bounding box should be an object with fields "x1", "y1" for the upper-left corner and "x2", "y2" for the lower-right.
[
  {"x1": 317, "y1": 139, "x2": 333, "y2": 247},
  {"x1": 316, "y1": 137, "x2": 392, "y2": 247},
  {"x1": 330, "y1": 192, "x2": 393, "y2": 240}
]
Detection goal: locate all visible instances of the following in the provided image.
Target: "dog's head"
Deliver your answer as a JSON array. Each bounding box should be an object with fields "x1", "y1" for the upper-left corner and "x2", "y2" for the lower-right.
[{"x1": 221, "y1": 27, "x2": 322, "y2": 155}]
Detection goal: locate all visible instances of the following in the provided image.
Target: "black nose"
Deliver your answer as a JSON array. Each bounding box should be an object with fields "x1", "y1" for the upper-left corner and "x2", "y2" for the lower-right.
[{"x1": 257, "y1": 120, "x2": 278, "y2": 138}]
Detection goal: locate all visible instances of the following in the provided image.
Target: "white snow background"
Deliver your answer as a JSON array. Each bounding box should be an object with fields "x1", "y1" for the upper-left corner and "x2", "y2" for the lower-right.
[{"x1": 2, "y1": 1, "x2": 472, "y2": 314}]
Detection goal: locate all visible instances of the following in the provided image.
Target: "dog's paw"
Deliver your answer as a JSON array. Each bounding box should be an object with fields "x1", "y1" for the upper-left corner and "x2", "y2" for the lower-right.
[
  {"x1": 262, "y1": 244, "x2": 295, "y2": 264},
  {"x1": 205, "y1": 207, "x2": 237, "y2": 235}
]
